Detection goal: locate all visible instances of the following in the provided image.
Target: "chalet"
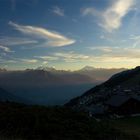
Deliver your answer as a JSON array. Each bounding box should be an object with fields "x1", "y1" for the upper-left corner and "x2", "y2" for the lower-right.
[{"x1": 105, "y1": 95, "x2": 140, "y2": 115}]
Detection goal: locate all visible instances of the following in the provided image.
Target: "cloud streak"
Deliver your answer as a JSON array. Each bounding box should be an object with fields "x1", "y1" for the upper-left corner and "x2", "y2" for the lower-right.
[
  {"x1": 0, "y1": 45, "x2": 13, "y2": 52},
  {"x1": 21, "y1": 59, "x2": 38, "y2": 63},
  {"x1": 9, "y1": 21, "x2": 75, "y2": 47},
  {"x1": 89, "y1": 46, "x2": 140, "y2": 59},
  {"x1": 101, "y1": 0, "x2": 135, "y2": 32},
  {"x1": 83, "y1": 0, "x2": 135, "y2": 32},
  {"x1": 36, "y1": 52, "x2": 90, "y2": 63},
  {"x1": 0, "y1": 59, "x2": 17, "y2": 64},
  {"x1": 0, "y1": 37, "x2": 38, "y2": 46},
  {"x1": 52, "y1": 6, "x2": 65, "y2": 16},
  {"x1": 53, "y1": 52, "x2": 89, "y2": 62},
  {"x1": 36, "y1": 56, "x2": 58, "y2": 61},
  {"x1": 35, "y1": 47, "x2": 140, "y2": 67}
]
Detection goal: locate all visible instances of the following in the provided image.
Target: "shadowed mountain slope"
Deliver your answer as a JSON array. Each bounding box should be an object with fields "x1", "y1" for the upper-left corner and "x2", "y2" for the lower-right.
[{"x1": 66, "y1": 66, "x2": 140, "y2": 108}]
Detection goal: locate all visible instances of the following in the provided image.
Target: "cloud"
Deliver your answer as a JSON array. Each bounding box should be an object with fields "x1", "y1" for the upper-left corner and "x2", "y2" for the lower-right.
[
  {"x1": 21, "y1": 59, "x2": 38, "y2": 63},
  {"x1": 36, "y1": 56, "x2": 58, "y2": 61},
  {"x1": 0, "y1": 45, "x2": 13, "y2": 52},
  {"x1": 0, "y1": 58, "x2": 17, "y2": 64},
  {"x1": 129, "y1": 35, "x2": 140, "y2": 48},
  {"x1": 130, "y1": 35, "x2": 140, "y2": 40},
  {"x1": 83, "y1": 46, "x2": 140, "y2": 69},
  {"x1": 0, "y1": 56, "x2": 38, "y2": 64},
  {"x1": 0, "y1": 37, "x2": 38, "y2": 46},
  {"x1": 52, "y1": 6, "x2": 65, "y2": 16},
  {"x1": 53, "y1": 52, "x2": 89, "y2": 62},
  {"x1": 9, "y1": 21, "x2": 75, "y2": 47},
  {"x1": 49, "y1": 48, "x2": 140, "y2": 66},
  {"x1": 89, "y1": 46, "x2": 140, "y2": 59},
  {"x1": 82, "y1": 7, "x2": 100, "y2": 17},
  {"x1": 101, "y1": 0, "x2": 135, "y2": 32},
  {"x1": 36, "y1": 52, "x2": 89, "y2": 63},
  {"x1": 90, "y1": 46, "x2": 113, "y2": 53},
  {"x1": 82, "y1": 0, "x2": 135, "y2": 32}
]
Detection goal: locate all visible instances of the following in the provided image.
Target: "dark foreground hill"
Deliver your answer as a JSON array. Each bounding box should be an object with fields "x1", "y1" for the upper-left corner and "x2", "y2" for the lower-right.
[
  {"x1": 0, "y1": 102, "x2": 138, "y2": 140},
  {"x1": 66, "y1": 66, "x2": 140, "y2": 113}
]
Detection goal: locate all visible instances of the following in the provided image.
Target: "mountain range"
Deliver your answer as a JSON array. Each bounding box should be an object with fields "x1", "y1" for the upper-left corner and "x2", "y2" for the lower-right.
[{"x1": 0, "y1": 66, "x2": 125, "y2": 105}]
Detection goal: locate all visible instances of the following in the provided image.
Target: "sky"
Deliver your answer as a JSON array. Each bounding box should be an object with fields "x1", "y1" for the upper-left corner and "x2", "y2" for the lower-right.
[{"x1": 0, "y1": 0, "x2": 140, "y2": 70}]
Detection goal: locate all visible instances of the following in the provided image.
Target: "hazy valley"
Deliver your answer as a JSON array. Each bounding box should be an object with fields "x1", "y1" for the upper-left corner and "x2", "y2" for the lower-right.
[{"x1": 0, "y1": 66, "x2": 124, "y2": 105}]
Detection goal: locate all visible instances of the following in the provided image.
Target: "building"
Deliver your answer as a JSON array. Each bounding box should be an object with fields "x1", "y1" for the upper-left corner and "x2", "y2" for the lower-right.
[{"x1": 105, "y1": 95, "x2": 140, "y2": 115}]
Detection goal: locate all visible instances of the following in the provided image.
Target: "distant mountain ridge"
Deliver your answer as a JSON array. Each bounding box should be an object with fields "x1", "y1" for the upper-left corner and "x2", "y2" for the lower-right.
[
  {"x1": 80, "y1": 66, "x2": 96, "y2": 71},
  {"x1": 36, "y1": 66, "x2": 56, "y2": 72},
  {"x1": 0, "y1": 66, "x2": 126, "y2": 105},
  {"x1": 0, "y1": 66, "x2": 125, "y2": 87}
]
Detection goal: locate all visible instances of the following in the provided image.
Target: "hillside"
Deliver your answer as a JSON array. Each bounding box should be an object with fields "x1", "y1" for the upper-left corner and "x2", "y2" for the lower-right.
[
  {"x1": 66, "y1": 66, "x2": 140, "y2": 111},
  {"x1": 0, "y1": 102, "x2": 138, "y2": 140}
]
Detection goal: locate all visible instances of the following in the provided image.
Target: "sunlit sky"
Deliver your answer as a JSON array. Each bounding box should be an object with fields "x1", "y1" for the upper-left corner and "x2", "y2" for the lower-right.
[{"x1": 0, "y1": 0, "x2": 140, "y2": 70}]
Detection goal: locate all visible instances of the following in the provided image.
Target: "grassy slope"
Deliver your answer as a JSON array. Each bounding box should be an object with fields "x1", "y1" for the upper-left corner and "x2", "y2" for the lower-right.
[
  {"x1": 109, "y1": 116, "x2": 140, "y2": 139},
  {"x1": 0, "y1": 102, "x2": 139, "y2": 140}
]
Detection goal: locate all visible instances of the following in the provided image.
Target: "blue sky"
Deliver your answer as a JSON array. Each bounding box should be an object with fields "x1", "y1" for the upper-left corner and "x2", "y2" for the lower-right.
[{"x1": 0, "y1": 0, "x2": 140, "y2": 70}]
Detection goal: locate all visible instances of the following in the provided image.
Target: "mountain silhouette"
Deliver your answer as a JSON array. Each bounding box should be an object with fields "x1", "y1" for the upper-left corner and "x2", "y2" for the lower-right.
[
  {"x1": 0, "y1": 67, "x2": 124, "y2": 105},
  {"x1": 66, "y1": 66, "x2": 140, "y2": 108}
]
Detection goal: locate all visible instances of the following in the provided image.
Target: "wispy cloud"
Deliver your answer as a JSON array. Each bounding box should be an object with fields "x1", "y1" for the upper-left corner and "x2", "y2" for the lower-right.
[
  {"x1": 0, "y1": 37, "x2": 38, "y2": 46},
  {"x1": 89, "y1": 46, "x2": 140, "y2": 59},
  {"x1": 84, "y1": 46, "x2": 140, "y2": 68},
  {"x1": 35, "y1": 52, "x2": 89, "y2": 63},
  {"x1": 129, "y1": 34, "x2": 140, "y2": 48},
  {"x1": 0, "y1": 57, "x2": 38, "y2": 64},
  {"x1": 9, "y1": 21, "x2": 75, "y2": 47},
  {"x1": 21, "y1": 59, "x2": 38, "y2": 63},
  {"x1": 90, "y1": 46, "x2": 114, "y2": 53},
  {"x1": 46, "y1": 48, "x2": 140, "y2": 66},
  {"x1": 101, "y1": 0, "x2": 135, "y2": 32},
  {"x1": 52, "y1": 6, "x2": 65, "y2": 16},
  {"x1": 82, "y1": 7, "x2": 100, "y2": 17},
  {"x1": 53, "y1": 52, "x2": 89, "y2": 62},
  {"x1": 0, "y1": 45, "x2": 13, "y2": 52},
  {"x1": 0, "y1": 58, "x2": 17, "y2": 64},
  {"x1": 36, "y1": 56, "x2": 58, "y2": 61},
  {"x1": 82, "y1": 0, "x2": 135, "y2": 32},
  {"x1": 130, "y1": 35, "x2": 140, "y2": 40}
]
